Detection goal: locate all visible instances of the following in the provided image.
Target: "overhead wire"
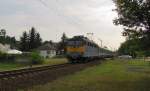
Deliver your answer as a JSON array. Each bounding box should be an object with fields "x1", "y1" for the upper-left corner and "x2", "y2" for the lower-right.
[
  {"x1": 36, "y1": 0, "x2": 113, "y2": 50},
  {"x1": 37, "y1": 0, "x2": 82, "y2": 27}
]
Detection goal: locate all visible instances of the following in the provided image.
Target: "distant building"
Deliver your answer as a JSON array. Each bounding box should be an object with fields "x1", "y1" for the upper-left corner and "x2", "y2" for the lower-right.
[
  {"x1": 38, "y1": 43, "x2": 57, "y2": 58},
  {"x1": 7, "y1": 49, "x2": 22, "y2": 54}
]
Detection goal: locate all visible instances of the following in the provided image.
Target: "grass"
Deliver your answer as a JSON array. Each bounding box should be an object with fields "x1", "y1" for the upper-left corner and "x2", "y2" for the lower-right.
[
  {"x1": 0, "y1": 58, "x2": 68, "y2": 71},
  {"x1": 43, "y1": 58, "x2": 68, "y2": 65},
  {"x1": 0, "y1": 63, "x2": 25, "y2": 71},
  {"x1": 30, "y1": 59, "x2": 150, "y2": 91}
]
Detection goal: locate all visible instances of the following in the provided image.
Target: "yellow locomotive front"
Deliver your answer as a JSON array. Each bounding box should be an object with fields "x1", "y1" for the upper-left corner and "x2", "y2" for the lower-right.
[{"x1": 66, "y1": 39, "x2": 85, "y2": 62}]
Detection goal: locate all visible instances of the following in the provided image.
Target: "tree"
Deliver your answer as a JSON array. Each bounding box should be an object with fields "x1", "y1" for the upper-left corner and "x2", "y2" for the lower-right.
[
  {"x1": 113, "y1": 0, "x2": 150, "y2": 38},
  {"x1": 20, "y1": 31, "x2": 29, "y2": 51},
  {"x1": 58, "y1": 33, "x2": 68, "y2": 55},
  {"x1": 0, "y1": 29, "x2": 6, "y2": 37},
  {"x1": 113, "y1": 0, "x2": 150, "y2": 31},
  {"x1": 43, "y1": 40, "x2": 53, "y2": 45},
  {"x1": 0, "y1": 29, "x2": 17, "y2": 48},
  {"x1": 113, "y1": 0, "x2": 150, "y2": 56},
  {"x1": 29, "y1": 27, "x2": 42, "y2": 50},
  {"x1": 30, "y1": 52, "x2": 44, "y2": 65},
  {"x1": 61, "y1": 33, "x2": 68, "y2": 43},
  {"x1": 35, "y1": 33, "x2": 42, "y2": 47},
  {"x1": 20, "y1": 27, "x2": 42, "y2": 51},
  {"x1": 118, "y1": 39, "x2": 142, "y2": 57},
  {"x1": 29, "y1": 27, "x2": 36, "y2": 50}
]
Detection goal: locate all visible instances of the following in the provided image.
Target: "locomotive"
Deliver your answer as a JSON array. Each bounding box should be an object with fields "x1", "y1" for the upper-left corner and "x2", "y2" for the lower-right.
[{"x1": 66, "y1": 36, "x2": 113, "y2": 63}]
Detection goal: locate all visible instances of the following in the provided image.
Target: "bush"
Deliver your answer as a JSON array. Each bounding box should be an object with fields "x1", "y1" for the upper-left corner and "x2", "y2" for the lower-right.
[{"x1": 30, "y1": 52, "x2": 44, "y2": 65}]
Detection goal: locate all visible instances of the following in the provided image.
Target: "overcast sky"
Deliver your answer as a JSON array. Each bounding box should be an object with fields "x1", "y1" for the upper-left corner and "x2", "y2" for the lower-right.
[{"x1": 0, "y1": 0, "x2": 125, "y2": 50}]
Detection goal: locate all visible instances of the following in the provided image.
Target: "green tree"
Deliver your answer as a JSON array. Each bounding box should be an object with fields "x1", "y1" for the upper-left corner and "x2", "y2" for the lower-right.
[
  {"x1": 29, "y1": 27, "x2": 36, "y2": 50},
  {"x1": 58, "y1": 33, "x2": 68, "y2": 54},
  {"x1": 20, "y1": 27, "x2": 42, "y2": 51},
  {"x1": 0, "y1": 29, "x2": 17, "y2": 48},
  {"x1": 113, "y1": 0, "x2": 150, "y2": 38},
  {"x1": 43, "y1": 40, "x2": 53, "y2": 45},
  {"x1": 113, "y1": 0, "x2": 150, "y2": 33},
  {"x1": 29, "y1": 27, "x2": 42, "y2": 50},
  {"x1": 35, "y1": 33, "x2": 42, "y2": 47},
  {"x1": 61, "y1": 33, "x2": 68, "y2": 43},
  {"x1": 113, "y1": 0, "x2": 150, "y2": 56},
  {"x1": 20, "y1": 31, "x2": 29, "y2": 51},
  {"x1": 30, "y1": 52, "x2": 44, "y2": 65},
  {"x1": 0, "y1": 29, "x2": 6, "y2": 37}
]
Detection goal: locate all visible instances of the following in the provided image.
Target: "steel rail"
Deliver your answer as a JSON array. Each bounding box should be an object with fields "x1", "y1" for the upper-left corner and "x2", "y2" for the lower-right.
[{"x1": 0, "y1": 63, "x2": 70, "y2": 78}]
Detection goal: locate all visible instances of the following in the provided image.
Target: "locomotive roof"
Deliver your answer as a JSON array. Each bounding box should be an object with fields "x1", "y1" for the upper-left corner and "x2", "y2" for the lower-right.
[
  {"x1": 68, "y1": 36, "x2": 91, "y2": 42},
  {"x1": 68, "y1": 36, "x2": 99, "y2": 47}
]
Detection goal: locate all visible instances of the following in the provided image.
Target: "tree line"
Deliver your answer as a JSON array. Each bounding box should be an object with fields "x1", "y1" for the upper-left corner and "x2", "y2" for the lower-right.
[
  {"x1": 113, "y1": 0, "x2": 150, "y2": 57},
  {"x1": 20, "y1": 27, "x2": 42, "y2": 51},
  {"x1": 0, "y1": 29, "x2": 17, "y2": 48},
  {"x1": 0, "y1": 27, "x2": 68, "y2": 54}
]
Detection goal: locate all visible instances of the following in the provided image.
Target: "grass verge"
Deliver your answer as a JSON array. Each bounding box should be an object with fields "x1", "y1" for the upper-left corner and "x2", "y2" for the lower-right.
[
  {"x1": 0, "y1": 58, "x2": 68, "y2": 71},
  {"x1": 30, "y1": 59, "x2": 150, "y2": 91},
  {"x1": 0, "y1": 63, "x2": 25, "y2": 71}
]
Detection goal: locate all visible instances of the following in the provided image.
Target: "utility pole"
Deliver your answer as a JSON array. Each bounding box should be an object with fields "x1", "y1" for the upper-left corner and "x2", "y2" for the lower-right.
[
  {"x1": 109, "y1": 46, "x2": 113, "y2": 51},
  {"x1": 98, "y1": 38, "x2": 103, "y2": 48},
  {"x1": 87, "y1": 33, "x2": 94, "y2": 41}
]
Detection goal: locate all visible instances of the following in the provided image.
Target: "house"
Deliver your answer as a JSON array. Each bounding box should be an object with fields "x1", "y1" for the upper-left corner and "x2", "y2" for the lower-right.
[{"x1": 38, "y1": 43, "x2": 57, "y2": 58}]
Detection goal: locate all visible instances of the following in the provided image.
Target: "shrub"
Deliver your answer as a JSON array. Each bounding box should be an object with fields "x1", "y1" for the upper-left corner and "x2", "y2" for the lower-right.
[{"x1": 30, "y1": 52, "x2": 44, "y2": 65}]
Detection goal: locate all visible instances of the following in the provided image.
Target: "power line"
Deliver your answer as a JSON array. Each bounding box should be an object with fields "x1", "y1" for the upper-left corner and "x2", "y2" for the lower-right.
[
  {"x1": 36, "y1": 0, "x2": 82, "y2": 26},
  {"x1": 38, "y1": 0, "x2": 48, "y2": 8}
]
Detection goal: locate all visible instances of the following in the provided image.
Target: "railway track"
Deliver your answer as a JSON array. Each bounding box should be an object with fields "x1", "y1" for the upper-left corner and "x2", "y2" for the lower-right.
[
  {"x1": 0, "y1": 63, "x2": 70, "y2": 78},
  {"x1": 0, "y1": 63, "x2": 72, "y2": 91},
  {"x1": 0, "y1": 60, "x2": 101, "y2": 91}
]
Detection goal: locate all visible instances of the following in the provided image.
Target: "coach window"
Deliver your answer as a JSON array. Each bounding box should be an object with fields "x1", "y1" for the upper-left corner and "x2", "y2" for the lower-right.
[
  {"x1": 87, "y1": 42, "x2": 88, "y2": 46},
  {"x1": 91, "y1": 43, "x2": 93, "y2": 47},
  {"x1": 92, "y1": 44, "x2": 94, "y2": 48},
  {"x1": 93, "y1": 44, "x2": 95, "y2": 48}
]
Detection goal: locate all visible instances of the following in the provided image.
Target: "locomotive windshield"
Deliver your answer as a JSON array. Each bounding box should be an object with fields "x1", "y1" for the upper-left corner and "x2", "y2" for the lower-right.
[{"x1": 67, "y1": 41, "x2": 83, "y2": 46}]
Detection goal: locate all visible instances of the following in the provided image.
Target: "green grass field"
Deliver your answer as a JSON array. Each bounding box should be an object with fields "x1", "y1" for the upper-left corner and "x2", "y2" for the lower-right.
[
  {"x1": 0, "y1": 58, "x2": 68, "y2": 71},
  {"x1": 30, "y1": 59, "x2": 150, "y2": 91},
  {"x1": 0, "y1": 63, "x2": 25, "y2": 71},
  {"x1": 44, "y1": 58, "x2": 68, "y2": 65}
]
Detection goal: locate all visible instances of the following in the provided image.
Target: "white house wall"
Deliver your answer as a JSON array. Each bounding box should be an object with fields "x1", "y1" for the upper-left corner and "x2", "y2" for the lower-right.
[{"x1": 40, "y1": 50, "x2": 56, "y2": 58}]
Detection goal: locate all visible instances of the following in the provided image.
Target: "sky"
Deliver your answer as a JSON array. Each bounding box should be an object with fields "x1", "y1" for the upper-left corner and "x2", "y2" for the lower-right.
[{"x1": 0, "y1": 0, "x2": 125, "y2": 50}]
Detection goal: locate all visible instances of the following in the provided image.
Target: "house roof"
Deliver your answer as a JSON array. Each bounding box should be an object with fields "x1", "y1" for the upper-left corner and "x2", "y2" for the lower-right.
[
  {"x1": 38, "y1": 43, "x2": 56, "y2": 50},
  {"x1": 7, "y1": 49, "x2": 22, "y2": 54}
]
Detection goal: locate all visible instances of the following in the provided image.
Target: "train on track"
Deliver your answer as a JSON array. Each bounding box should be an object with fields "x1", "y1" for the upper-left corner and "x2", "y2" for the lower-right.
[{"x1": 66, "y1": 36, "x2": 114, "y2": 63}]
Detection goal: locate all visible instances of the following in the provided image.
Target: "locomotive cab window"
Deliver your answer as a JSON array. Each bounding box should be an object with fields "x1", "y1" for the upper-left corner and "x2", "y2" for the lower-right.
[{"x1": 67, "y1": 41, "x2": 83, "y2": 47}]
